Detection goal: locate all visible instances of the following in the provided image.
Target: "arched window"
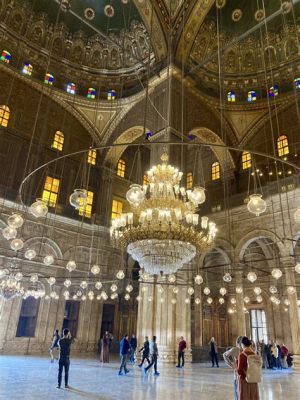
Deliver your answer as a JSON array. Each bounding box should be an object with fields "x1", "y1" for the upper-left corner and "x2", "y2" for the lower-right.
[
  {"x1": 87, "y1": 88, "x2": 96, "y2": 99},
  {"x1": 107, "y1": 89, "x2": 116, "y2": 100},
  {"x1": 242, "y1": 151, "x2": 252, "y2": 170},
  {"x1": 1, "y1": 50, "x2": 11, "y2": 64},
  {"x1": 268, "y1": 85, "x2": 278, "y2": 97},
  {"x1": 247, "y1": 91, "x2": 257, "y2": 102},
  {"x1": 52, "y1": 131, "x2": 64, "y2": 151},
  {"x1": 79, "y1": 190, "x2": 94, "y2": 218},
  {"x1": 0, "y1": 105, "x2": 10, "y2": 127},
  {"x1": 143, "y1": 174, "x2": 149, "y2": 185},
  {"x1": 227, "y1": 91, "x2": 236, "y2": 102},
  {"x1": 186, "y1": 172, "x2": 193, "y2": 189},
  {"x1": 67, "y1": 82, "x2": 76, "y2": 95},
  {"x1": 277, "y1": 135, "x2": 289, "y2": 157},
  {"x1": 44, "y1": 73, "x2": 54, "y2": 85},
  {"x1": 88, "y1": 149, "x2": 97, "y2": 165},
  {"x1": 42, "y1": 176, "x2": 60, "y2": 207},
  {"x1": 22, "y1": 62, "x2": 33, "y2": 76},
  {"x1": 117, "y1": 159, "x2": 125, "y2": 177},
  {"x1": 212, "y1": 162, "x2": 220, "y2": 181},
  {"x1": 111, "y1": 199, "x2": 123, "y2": 219}
]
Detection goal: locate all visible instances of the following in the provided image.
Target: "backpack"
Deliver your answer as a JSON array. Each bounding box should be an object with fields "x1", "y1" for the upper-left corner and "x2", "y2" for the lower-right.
[{"x1": 244, "y1": 353, "x2": 262, "y2": 383}]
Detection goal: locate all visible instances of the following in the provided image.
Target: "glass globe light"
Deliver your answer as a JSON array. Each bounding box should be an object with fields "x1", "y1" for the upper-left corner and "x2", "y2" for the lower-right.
[
  {"x1": 187, "y1": 287, "x2": 195, "y2": 296},
  {"x1": 101, "y1": 291, "x2": 108, "y2": 300},
  {"x1": 207, "y1": 297, "x2": 213, "y2": 304},
  {"x1": 2, "y1": 226, "x2": 17, "y2": 240},
  {"x1": 284, "y1": 299, "x2": 290, "y2": 306},
  {"x1": 148, "y1": 296, "x2": 153, "y2": 302},
  {"x1": 63, "y1": 290, "x2": 70, "y2": 298},
  {"x1": 141, "y1": 286, "x2": 147, "y2": 292},
  {"x1": 168, "y1": 274, "x2": 176, "y2": 283},
  {"x1": 244, "y1": 296, "x2": 250, "y2": 304},
  {"x1": 185, "y1": 298, "x2": 190, "y2": 304},
  {"x1": 14, "y1": 272, "x2": 22, "y2": 282},
  {"x1": 228, "y1": 307, "x2": 234, "y2": 314},
  {"x1": 30, "y1": 274, "x2": 39, "y2": 283},
  {"x1": 47, "y1": 277, "x2": 56, "y2": 285},
  {"x1": 111, "y1": 284, "x2": 118, "y2": 292},
  {"x1": 136, "y1": 295, "x2": 142, "y2": 301},
  {"x1": 171, "y1": 298, "x2": 177, "y2": 304},
  {"x1": 195, "y1": 297, "x2": 201, "y2": 305},
  {"x1": 126, "y1": 284, "x2": 133, "y2": 293},
  {"x1": 295, "y1": 263, "x2": 300, "y2": 274},
  {"x1": 7, "y1": 213, "x2": 24, "y2": 228},
  {"x1": 194, "y1": 274, "x2": 203, "y2": 285},
  {"x1": 219, "y1": 297, "x2": 225, "y2": 304},
  {"x1": 173, "y1": 286, "x2": 179, "y2": 294},
  {"x1": 50, "y1": 290, "x2": 58, "y2": 299},
  {"x1": 219, "y1": 287, "x2": 227, "y2": 296},
  {"x1": 80, "y1": 281, "x2": 88, "y2": 289},
  {"x1": 45, "y1": 295, "x2": 50, "y2": 300},
  {"x1": 96, "y1": 295, "x2": 101, "y2": 300},
  {"x1": 29, "y1": 198, "x2": 48, "y2": 218},
  {"x1": 81, "y1": 295, "x2": 87, "y2": 301},
  {"x1": 203, "y1": 287, "x2": 211, "y2": 295},
  {"x1": 76, "y1": 290, "x2": 83, "y2": 297},
  {"x1": 254, "y1": 287, "x2": 261, "y2": 295},
  {"x1": 25, "y1": 249, "x2": 36, "y2": 260},
  {"x1": 284, "y1": 307, "x2": 288, "y2": 312},
  {"x1": 116, "y1": 270, "x2": 125, "y2": 279},
  {"x1": 236, "y1": 286, "x2": 243, "y2": 294},
  {"x1": 287, "y1": 286, "x2": 296, "y2": 295},
  {"x1": 191, "y1": 186, "x2": 206, "y2": 205},
  {"x1": 111, "y1": 292, "x2": 118, "y2": 300},
  {"x1": 126, "y1": 184, "x2": 145, "y2": 207},
  {"x1": 223, "y1": 272, "x2": 232, "y2": 282},
  {"x1": 270, "y1": 295, "x2": 277, "y2": 303},
  {"x1": 247, "y1": 271, "x2": 257, "y2": 283},
  {"x1": 88, "y1": 290, "x2": 94, "y2": 298},
  {"x1": 10, "y1": 238, "x2": 24, "y2": 251},
  {"x1": 294, "y1": 207, "x2": 300, "y2": 223},
  {"x1": 269, "y1": 286, "x2": 277, "y2": 294},
  {"x1": 247, "y1": 194, "x2": 267, "y2": 216},
  {"x1": 69, "y1": 189, "x2": 87, "y2": 210},
  {"x1": 124, "y1": 293, "x2": 130, "y2": 301},
  {"x1": 256, "y1": 295, "x2": 263, "y2": 303},
  {"x1": 66, "y1": 260, "x2": 76, "y2": 272},
  {"x1": 64, "y1": 279, "x2": 72, "y2": 288},
  {"x1": 230, "y1": 298, "x2": 236, "y2": 305},
  {"x1": 271, "y1": 268, "x2": 282, "y2": 280},
  {"x1": 95, "y1": 281, "x2": 102, "y2": 290},
  {"x1": 44, "y1": 255, "x2": 54, "y2": 266},
  {"x1": 275, "y1": 298, "x2": 281, "y2": 305},
  {"x1": 91, "y1": 265, "x2": 100, "y2": 275},
  {"x1": 140, "y1": 271, "x2": 149, "y2": 281}
]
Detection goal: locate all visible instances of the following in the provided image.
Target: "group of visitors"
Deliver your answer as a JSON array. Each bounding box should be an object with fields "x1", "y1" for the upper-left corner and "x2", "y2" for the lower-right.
[
  {"x1": 99, "y1": 331, "x2": 113, "y2": 363},
  {"x1": 258, "y1": 340, "x2": 289, "y2": 369}
]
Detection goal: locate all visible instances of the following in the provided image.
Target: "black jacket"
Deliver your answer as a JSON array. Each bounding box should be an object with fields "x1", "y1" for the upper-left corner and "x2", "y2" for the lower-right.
[{"x1": 140, "y1": 340, "x2": 150, "y2": 356}]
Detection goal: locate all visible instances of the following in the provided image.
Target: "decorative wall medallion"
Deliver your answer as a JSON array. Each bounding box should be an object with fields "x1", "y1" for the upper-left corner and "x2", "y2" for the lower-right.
[
  {"x1": 216, "y1": 0, "x2": 226, "y2": 9},
  {"x1": 232, "y1": 9, "x2": 242, "y2": 22},
  {"x1": 281, "y1": 1, "x2": 292, "y2": 14},
  {"x1": 255, "y1": 9, "x2": 265, "y2": 21},
  {"x1": 84, "y1": 8, "x2": 95, "y2": 20},
  {"x1": 104, "y1": 5, "x2": 114, "y2": 17}
]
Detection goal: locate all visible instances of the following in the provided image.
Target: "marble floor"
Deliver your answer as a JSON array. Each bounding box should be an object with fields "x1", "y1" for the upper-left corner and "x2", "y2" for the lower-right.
[{"x1": 0, "y1": 356, "x2": 299, "y2": 400}]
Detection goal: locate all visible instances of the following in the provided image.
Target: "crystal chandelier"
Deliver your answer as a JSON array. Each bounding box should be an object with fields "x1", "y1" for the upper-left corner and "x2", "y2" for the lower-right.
[
  {"x1": 110, "y1": 153, "x2": 216, "y2": 275},
  {"x1": 0, "y1": 274, "x2": 24, "y2": 300}
]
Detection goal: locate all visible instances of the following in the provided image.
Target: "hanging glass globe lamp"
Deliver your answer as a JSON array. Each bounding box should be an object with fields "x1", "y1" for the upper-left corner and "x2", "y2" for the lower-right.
[
  {"x1": 2, "y1": 226, "x2": 17, "y2": 240},
  {"x1": 29, "y1": 198, "x2": 48, "y2": 218},
  {"x1": 247, "y1": 194, "x2": 267, "y2": 216},
  {"x1": 7, "y1": 213, "x2": 24, "y2": 228},
  {"x1": 69, "y1": 189, "x2": 87, "y2": 210},
  {"x1": 10, "y1": 238, "x2": 24, "y2": 251}
]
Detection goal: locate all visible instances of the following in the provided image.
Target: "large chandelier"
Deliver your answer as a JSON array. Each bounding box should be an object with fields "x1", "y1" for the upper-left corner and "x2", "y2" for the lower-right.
[
  {"x1": 0, "y1": 274, "x2": 24, "y2": 300},
  {"x1": 110, "y1": 153, "x2": 217, "y2": 275}
]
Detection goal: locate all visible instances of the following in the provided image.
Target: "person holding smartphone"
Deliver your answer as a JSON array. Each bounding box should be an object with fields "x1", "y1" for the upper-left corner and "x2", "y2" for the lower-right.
[{"x1": 57, "y1": 329, "x2": 73, "y2": 389}]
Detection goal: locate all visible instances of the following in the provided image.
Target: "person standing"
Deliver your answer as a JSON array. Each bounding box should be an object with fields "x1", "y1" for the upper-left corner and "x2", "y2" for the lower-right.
[
  {"x1": 50, "y1": 329, "x2": 60, "y2": 363},
  {"x1": 57, "y1": 328, "x2": 73, "y2": 389},
  {"x1": 261, "y1": 340, "x2": 269, "y2": 369},
  {"x1": 100, "y1": 331, "x2": 110, "y2": 363},
  {"x1": 209, "y1": 337, "x2": 219, "y2": 367},
  {"x1": 276, "y1": 343, "x2": 282, "y2": 369},
  {"x1": 237, "y1": 336, "x2": 260, "y2": 400},
  {"x1": 129, "y1": 334, "x2": 137, "y2": 364},
  {"x1": 271, "y1": 341, "x2": 278, "y2": 370},
  {"x1": 118, "y1": 334, "x2": 130, "y2": 376},
  {"x1": 138, "y1": 336, "x2": 150, "y2": 367},
  {"x1": 280, "y1": 343, "x2": 289, "y2": 369},
  {"x1": 176, "y1": 336, "x2": 187, "y2": 368},
  {"x1": 223, "y1": 336, "x2": 243, "y2": 400},
  {"x1": 144, "y1": 336, "x2": 159, "y2": 376}
]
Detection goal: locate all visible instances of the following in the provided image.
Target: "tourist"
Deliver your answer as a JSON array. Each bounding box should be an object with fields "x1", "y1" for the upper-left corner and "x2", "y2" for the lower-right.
[
  {"x1": 223, "y1": 336, "x2": 243, "y2": 400},
  {"x1": 261, "y1": 340, "x2": 269, "y2": 369},
  {"x1": 176, "y1": 336, "x2": 187, "y2": 368},
  {"x1": 49, "y1": 329, "x2": 60, "y2": 363},
  {"x1": 100, "y1": 331, "x2": 110, "y2": 363},
  {"x1": 209, "y1": 337, "x2": 219, "y2": 367},
  {"x1": 57, "y1": 328, "x2": 73, "y2": 389},
  {"x1": 144, "y1": 336, "x2": 159, "y2": 376},
  {"x1": 138, "y1": 336, "x2": 150, "y2": 367},
  {"x1": 271, "y1": 341, "x2": 278, "y2": 369},
  {"x1": 237, "y1": 336, "x2": 261, "y2": 400},
  {"x1": 129, "y1": 334, "x2": 137, "y2": 364},
  {"x1": 276, "y1": 342, "x2": 282, "y2": 369},
  {"x1": 118, "y1": 334, "x2": 130, "y2": 376},
  {"x1": 281, "y1": 343, "x2": 289, "y2": 369}
]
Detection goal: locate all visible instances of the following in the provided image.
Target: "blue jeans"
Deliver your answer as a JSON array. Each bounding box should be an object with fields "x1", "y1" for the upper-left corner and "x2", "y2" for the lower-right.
[
  {"x1": 130, "y1": 348, "x2": 136, "y2": 363},
  {"x1": 119, "y1": 354, "x2": 128, "y2": 373},
  {"x1": 234, "y1": 377, "x2": 238, "y2": 400}
]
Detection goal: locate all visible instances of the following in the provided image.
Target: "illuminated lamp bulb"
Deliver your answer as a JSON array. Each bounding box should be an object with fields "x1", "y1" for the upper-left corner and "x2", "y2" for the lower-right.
[
  {"x1": 295, "y1": 263, "x2": 300, "y2": 274},
  {"x1": 101, "y1": 291, "x2": 108, "y2": 300},
  {"x1": 136, "y1": 295, "x2": 142, "y2": 301},
  {"x1": 203, "y1": 287, "x2": 211, "y2": 295},
  {"x1": 50, "y1": 291, "x2": 57, "y2": 299},
  {"x1": 187, "y1": 287, "x2": 195, "y2": 296},
  {"x1": 168, "y1": 274, "x2": 176, "y2": 283},
  {"x1": 191, "y1": 186, "x2": 206, "y2": 205},
  {"x1": 111, "y1": 292, "x2": 118, "y2": 300},
  {"x1": 81, "y1": 295, "x2": 87, "y2": 301},
  {"x1": 63, "y1": 290, "x2": 70, "y2": 298},
  {"x1": 171, "y1": 298, "x2": 177, "y2": 305},
  {"x1": 124, "y1": 293, "x2": 130, "y2": 301},
  {"x1": 247, "y1": 194, "x2": 267, "y2": 216},
  {"x1": 236, "y1": 286, "x2": 243, "y2": 294},
  {"x1": 247, "y1": 272, "x2": 257, "y2": 283},
  {"x1": 271, "y1": 268, "x2": 282, "y2": 279},
  {"x1": 173, "y1": 286, "x2": 179, "y2": 294},
  {"x1": 254, "y1": 287, "x2": 262, "y2": 295},
  {"x1": 47, "y1": 277, "x2": 56, "y2": 286},
  {"x1": 256, "y1": 295, "x2": 263, "y2": 303},
  {"x1": 244, "y1": 296, "x2": 250, "y2": 304},
  {"x1": 116, "y1": 270, "x2": 125, "y2": 279},
  {"x1": 284, "y1": 299, "x2": 290, "y2": 306},
  {"x1": 207, "y1": 297, "x2": 213, "y2": 304},
  {"x1": 10, "y1": 238, "x2": 24, "y2": 251},
  {"x1": 219, "y1": 287, "x2": 227, "y2": 296},
  {"x1": 66, "y1": 260, "x2": 76, "y2": 272},
  {"x1": 7, "y1": 213, "x2": 24, "y2": 228},
  {"x1": 29, "y1": 198, "x2": 48, "y2": 218},
  {"x1": 2, "y1": 226, "x2": 17, "y2": 240},
  {"x1": 294, "y1": 207, "x2": 300, "y2": 223},
  {"x1": 91, "y1": 265, "x2": 100, "y2": 275},
  {"x1": 15, "y1": 272, "x2": 23, "y2": 281},
  {"x1": 230, "y1": 298, "x2": 236, "y2": 305},
  {"x1": 30, "y1": 274, "x2": 39, "y2": 283},
  {"x1": 126, "y1": 184, "x2": 145, "y2": 207},
  {"x1": 158, "y1": 286, "x2": 164, "y2": 294},
  {"x1": 185, "y1": 298, "x2": 190, "y2": 304},
  {"x1": 269, "y1": 286, "x2": 277, "y2": 294},
  {"x1": 228, "y1": 308, "x2": 234, "y2": 314},
  {"x1": 64, "y1": 279, "x2": 72, "y2": 288},
  {"x1": 95, "y1": 281, "x2": 102, "y2": 290},
  {"x1": 96, "y1": 295, "x2": 101, "y2": 300},
  {"x1": 126, "y1": 284, "x2": 133, "y2": 293},
  {"x1": 24, "y1": 249, "x2": 36, "y2": 260},
  {"x1": 194, "y1": 274, "x2": 203, "y2": 285},
  {"x1": 195, "y1": 297, "x2": 201, "y2": 305},
  {"x1": 69, "y1": 189, "x2": 87, "y2": 210},
  {"x1": 223, "y1": 272, "x2": 232, "y2": 282},
  {"x1": 287, "y1": 286, "x2": 296, "y2": 295},
  {"x1": 111, "y1": 284, "x2": 118, "y2": 292},
  {"x1": 80, "y1": 281, "x2": 87, "y2": 289},
  {"x1": 44, "y1": 255, "x2": 54, "y2": 266},
  {"x1": 219, "y1": 297, "x2": 225, "y2": 304},
  {"x1": 88, "y1": 290, "x2": 94, "y2": 297}
]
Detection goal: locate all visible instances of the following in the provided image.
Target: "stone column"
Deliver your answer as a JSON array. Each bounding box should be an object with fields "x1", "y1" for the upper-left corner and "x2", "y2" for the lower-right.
[
  {"x1": 192, "y1": 284, "x2": 203, "y2": 361},
  {"x1": 235, "y1": 272, "x2": 246, "y2": 337}
]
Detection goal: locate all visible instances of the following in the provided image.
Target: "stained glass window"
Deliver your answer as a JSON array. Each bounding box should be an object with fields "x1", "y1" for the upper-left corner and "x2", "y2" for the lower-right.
[
  {"x1": 227, "y1": 91, "x2": 236, "y2": 102},
  {"x1": 294, "y1": 78, "x2": 300, "y2": 89},
  {"x1": 87, "y1": 88, "x2": 96, "y2": 99},
  {"x1": 0, "y1": 105, "x2": 10, "y2": 127},
  {"x1": 22, "y1": 62, "x2": 33, "y2": 76},
  {"x1": 44, "y1": 73, "x2": 54, "y2": 85},
  {"x1": 1, "y1": 50, "x2": 11, "y2": 64},
  {"x1": 107, "y1": 89, "x2": 116, "y2": 101},
  {"x1": 88, "y1": 149, "x2": 97, "y2": 165},
  {"x1": 247, "y1": 91, "x2": 257, "y2": 102},
  {"x1": 242, "y1": 151, "x2": 252, "y2": 170},
  {"x1": 277, "y1": 135, "x2": 289, "y2": 157},
  {"x1": 212, "y1": 162, "x2": 220, "y2": 181},
  {"x1": 42, "y1": 176, "x2": 60, "y2": 207},
  {"x1": 186, "y1": 172, "x2": 193, "y2": 189},
  {"x1": 79, "y1": 190, "x2": 94, "y2": 218},
  {"x1": 117, "y1": 159, "x2": 125, "y2": 178},
  {"x1": 67, "y1": 82, "x2": 76, "y2": 95},
  {"x1": 51, "y1": 131, "x2": 64, "y2": 151},
  {"x1": 111, "y1": 199, "x2": 123, "y2": 219},
  {"x1": 268, "y1": 85, "x2": 278, "y2": 97}
]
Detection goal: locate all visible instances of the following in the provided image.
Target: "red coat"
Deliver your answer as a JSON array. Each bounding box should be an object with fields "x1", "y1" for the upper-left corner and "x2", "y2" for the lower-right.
[
  {"x1": 281, "y1": 345, "x2": 288, "y2": 356},
  {"x1": 237, "y1": 350, "x2": 255, "y2": 380}
]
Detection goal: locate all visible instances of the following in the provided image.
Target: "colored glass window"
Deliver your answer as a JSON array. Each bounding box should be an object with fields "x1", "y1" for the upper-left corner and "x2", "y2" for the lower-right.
[
  {"x1": 1, "y1": 50, "x2": 11, "y2": 64},
  {"x1": 277, "y1": 135, "x2": 289, "y2": 157},
  {"x1": 294, "y1": 78, "x2": 300, "y2": 89},
  {"x1": 186, "y1": 172, "x2": 193, "y2": 189},
  {"x1": 42, "y1": 176, "x2": 60, "y2": 207},
  {"x1": 67, "y1": 82, "x2": 76, "y2": 95},
  {"x1": 0, "y1": 105, "x2": 10, "y2": 127},
  {"x1": 247, "y1": 91, "x2": 257, "y2": 102},
  {"x1": 268, "y1": 85, "x2": 278, "y2": 97},
  {"x1": 227, "y1": 91, "x2": 236, "y2": 102},
  {"x1": 22, "y1": 63, "x2": 33, "y2": 76},
  {"x1": 87, "y1": 88, "x2": 96, "y2": 99},
  {"x1": 88, "y1": 149, "x2": 97, "y2": 165},
  {"x1": 242, "y1": 151, "x2": 252, "y2": 170},
  {"x1": 212, "y1": 162, "x2": 220, "y2": 181},
  {"x1": 111, "y1": 199, "x2": 123, "y2": 220},
  {"x1": 107, "y1": 89, "x2": 116, "y2": 101},
  {"x1": 51, "y1": 131, "x2": 64, "y2": 151},
  {"x1": 117, "y1": 159, "x2": 125, "y2": 178},
  {"x1": 44, "y1": 73, "x2": 54, "y2": 85}
]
